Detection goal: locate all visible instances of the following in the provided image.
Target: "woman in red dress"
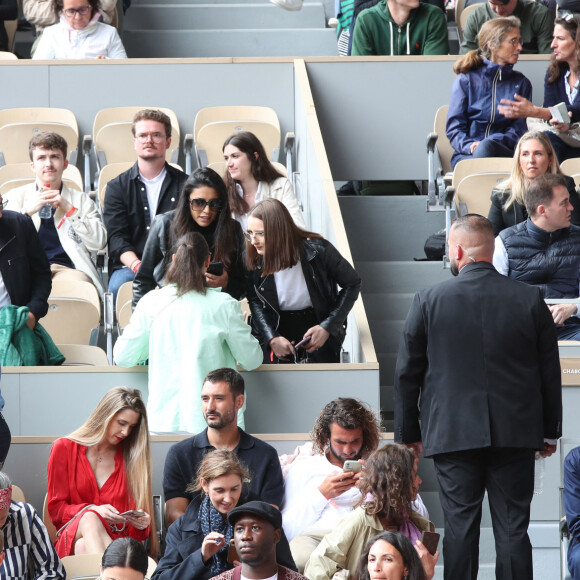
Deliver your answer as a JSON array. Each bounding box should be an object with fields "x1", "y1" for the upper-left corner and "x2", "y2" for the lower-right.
[{"x1": 47, "y1": 387, "x2": 156, "y2": 557}]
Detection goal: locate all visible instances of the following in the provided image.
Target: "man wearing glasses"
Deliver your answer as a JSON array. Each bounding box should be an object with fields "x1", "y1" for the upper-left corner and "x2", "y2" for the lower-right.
[
  {"x1": 460, "y1": 0, "x2": 553, "y2": 54},
  {"x1": 103, "y1": 109, "x2": 188, "y2": 300}
]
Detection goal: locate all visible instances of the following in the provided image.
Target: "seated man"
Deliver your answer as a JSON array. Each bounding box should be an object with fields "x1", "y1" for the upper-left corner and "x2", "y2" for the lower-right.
[
  {"x1": 0, "y1": 472, "x2": 65, "y2": 580},
  {"x1": 4, "y1": 132, "x2": 106, "y2": 294},
  {"x1": 493, "y1": 173, "x2": 580, "y2": 340},
  {"x1": 351, "y1": 0, "x2": 448, "y2": 56},
  {"x1": 281, "y1": 398, "x2": 381, "y2": 572},
  {"x1": 210, "y1": 501, "x2": 308, "y2": 580},
  {"x1": 0, "y1": 194, "x2": 51, "y2": 330},
  {"x1": 460, "y1": 0, "x2": 553, "y2": 54},
  {"x1": 163, "y1": 368, "x2": 284, "y2": 526},
  {"x1": 565, "y1": 447, "x2": 580, "y2": 578},
  {"x1": 103, "y1": 108, "x2": 188, "y2": 299}
]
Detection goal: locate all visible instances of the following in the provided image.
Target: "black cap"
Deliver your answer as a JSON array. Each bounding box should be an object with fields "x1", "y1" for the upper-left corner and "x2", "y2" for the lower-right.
[{"x1": 227, "y1": 501, "x2": 282, "y2": 529}]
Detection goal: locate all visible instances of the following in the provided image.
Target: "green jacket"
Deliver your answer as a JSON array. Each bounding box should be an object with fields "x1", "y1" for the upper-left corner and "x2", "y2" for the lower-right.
[
  {"x1": 460, "y1": 0, "x2": 554, "y2": 54},
  {"x1": 352, "y1": 1, "x2": 448, "y2": 56}
]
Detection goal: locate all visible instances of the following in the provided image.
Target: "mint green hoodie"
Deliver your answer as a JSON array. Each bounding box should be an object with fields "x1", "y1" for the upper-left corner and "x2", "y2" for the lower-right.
[{"x1": 352, "y1": 1, "x2": 448, "y2": 55}]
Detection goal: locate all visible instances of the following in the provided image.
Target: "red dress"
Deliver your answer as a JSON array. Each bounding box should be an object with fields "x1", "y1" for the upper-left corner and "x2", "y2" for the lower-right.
[{"x1": 47, "y1": 437, "x2": 150, "y2": 557}]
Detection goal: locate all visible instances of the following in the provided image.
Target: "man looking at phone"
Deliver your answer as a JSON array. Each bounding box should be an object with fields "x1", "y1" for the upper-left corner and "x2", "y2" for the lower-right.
[
  {"x1": 163, "y1": 368, "x2": 284, "y2": 526},
  {"x1": 280, "y1": 398, "x2": 381, "y2": 572}
]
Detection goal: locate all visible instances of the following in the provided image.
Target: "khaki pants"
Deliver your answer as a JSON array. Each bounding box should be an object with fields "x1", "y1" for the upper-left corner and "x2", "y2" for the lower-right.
[
  {"x1": 290, "y1": 529, "x2": 330, "y2": 573},
  {"x1": 51, "y1": 264, "x2": 93, "y2": 286}
]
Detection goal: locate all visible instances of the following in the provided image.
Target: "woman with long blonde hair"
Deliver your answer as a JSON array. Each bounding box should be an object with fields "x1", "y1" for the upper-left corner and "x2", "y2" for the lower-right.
[
  {"x1": 446, "y1": 17, "x2": 531, "y2": 168},
  {"x1": 47, "y1": 387, "x2": 156, "y2": 557},
  {"x1": 488, "y1": 130, "x2": 580, "y2": 235}
]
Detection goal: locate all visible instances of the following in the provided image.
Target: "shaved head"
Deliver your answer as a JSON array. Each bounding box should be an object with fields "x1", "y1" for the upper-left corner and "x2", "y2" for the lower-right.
[{"x1": 449, "y1": 215, "x2": 495, "y2": 274}]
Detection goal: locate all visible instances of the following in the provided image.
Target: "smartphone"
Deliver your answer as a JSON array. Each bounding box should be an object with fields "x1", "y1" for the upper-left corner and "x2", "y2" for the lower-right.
[
  {"x1": 227, "y1": 539, "x2": 239, "y2": 564},
  {"x1": 120, "y1": 510, "x2": 146, "y2": 518},
  {"x1": 294, "y1": 336, "x2": 312, "y2": 349},
  {"x1": 420, "y1": 531, "x2": 440, "y2": 555},
  {"x1": 343, "y1": 460, "x2": 362, "y2": 473},
  {"x1": 207, "y1": 261, "x2": 224, "y2": 276}
]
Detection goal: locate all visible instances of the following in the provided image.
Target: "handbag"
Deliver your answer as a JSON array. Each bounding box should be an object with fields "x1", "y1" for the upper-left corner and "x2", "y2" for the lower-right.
[{"x1": 527, "y1": 117, "x2": 580, "y2": 148}]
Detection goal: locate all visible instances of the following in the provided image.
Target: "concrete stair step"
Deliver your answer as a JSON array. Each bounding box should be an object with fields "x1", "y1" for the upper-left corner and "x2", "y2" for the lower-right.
[
  {"x1": 363, "y1": 292, "x2": 414, "y2": 321},
  {"x1": 368, "y1": 320, "x2": 405, "y2": 353},
  {"x1": 357, "y1": 261, "x2": 451, "y2": 294},
  {"x1": 124, "y1": 3, "x2": 326, "y2": 30}
]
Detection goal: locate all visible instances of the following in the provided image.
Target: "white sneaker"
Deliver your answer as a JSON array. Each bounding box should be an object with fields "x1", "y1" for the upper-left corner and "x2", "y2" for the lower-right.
[{"x1": 270, "y1": 0, "x2": 303, "y2": 11}]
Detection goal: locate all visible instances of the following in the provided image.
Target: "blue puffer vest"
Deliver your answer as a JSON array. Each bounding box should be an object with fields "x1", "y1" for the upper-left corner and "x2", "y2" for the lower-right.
[{"x1": 500, "y1": 218, "x2": 580, "y2": 298}]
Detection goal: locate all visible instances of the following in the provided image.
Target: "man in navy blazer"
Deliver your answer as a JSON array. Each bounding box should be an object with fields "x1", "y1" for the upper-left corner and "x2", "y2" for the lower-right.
[{"x1": 394, "y1": 214, "x2": 562, "y2": 580}]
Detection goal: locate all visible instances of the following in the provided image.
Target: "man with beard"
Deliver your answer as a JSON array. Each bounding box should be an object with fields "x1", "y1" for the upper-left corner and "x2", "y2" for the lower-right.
[
  {"x1": 210, "y1": 501, "x2": 307, "y2": 580},
  {"x1": 394, "y1": 214, "x2": 562, "y2": 580},
  {"x1": 163, "y1": 368, "x2": 283, "y2": 526},
  {"x1": 281, "y1": 398, "x2": 382, "y2": 572}
]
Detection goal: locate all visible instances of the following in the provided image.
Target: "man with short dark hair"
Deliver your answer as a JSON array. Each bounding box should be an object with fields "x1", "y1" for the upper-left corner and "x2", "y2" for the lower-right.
[
  {"x1": 460, "y1": 0, "x2": 553, "y2": 54},
  {"x1": 163, "y1": 368, "x2": 284, "y2": 526},
  {"x1": 103, "y1": 108, "x2": 188, "y2": 299},
  {"x1": 281, "y1": 398, "x2": 384, "y2": 572},
  {"x1": 4, "y1": 132, "x2": 106, "y2": 293},
  {"x1": 396, "y1": 214, "x2": 562, "y2": 579},
  {"x1": 209, "y1": 501, "x2": 308, "y2": 580},
  {"x1": 494, "y1": 173, "x2": 580, "y2": 339}
]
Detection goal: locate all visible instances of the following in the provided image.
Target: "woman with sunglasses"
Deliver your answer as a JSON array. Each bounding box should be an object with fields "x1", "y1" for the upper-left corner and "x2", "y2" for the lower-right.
[
  {"x1": 133, "y1": 167, "x2": 246, "y2": 309},
  {"x1": 498, "y1": 16, "x2": 580, "y2": 163},
  {"x1": 33, "y1": 0, "x2": 126, "y2": 60},
  {"x1": 114, "y1": 231, "x2": 262, "y2": 433},
  {"x1": 245, "y1": 198, "x2": 361, "y2": 364}
]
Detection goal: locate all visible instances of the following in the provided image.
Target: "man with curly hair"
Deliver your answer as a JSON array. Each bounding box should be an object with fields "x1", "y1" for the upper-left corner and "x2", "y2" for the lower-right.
[{"x1": 280, "y1": 398, "x2": 381, "y2": 572}]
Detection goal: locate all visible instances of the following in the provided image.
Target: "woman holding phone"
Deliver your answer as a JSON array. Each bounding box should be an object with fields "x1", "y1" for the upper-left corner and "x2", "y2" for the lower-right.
[{"x1": 47, "y1": 387, "x2": 155, "y2": 557}]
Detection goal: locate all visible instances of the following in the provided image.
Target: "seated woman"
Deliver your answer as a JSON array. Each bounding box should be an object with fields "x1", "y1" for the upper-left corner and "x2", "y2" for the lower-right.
[
  {"x1": 245, "y1": 198, "x2": 361, "y2": 364},
  {"x1": 488, "y1": 130, "x2": 580, "y2": 235},
  {"x1": 33, "y1": 0, "x2": 126, "y2": 60},
  {"x1": 304, "y1": 444, "x2": 434, "y2": 580},
  {"x1": 47, "y1": 387, "x2": 155, "y2": 557},
  {"x1": 355, "y1": 531, "x2": 438, "y2": 580},
  {"x1": 498, "y1": 17, "x2": 580, "y2": 163},
  {"x1": 223, "y1": 131, "x2": 306, "y2": 229},
  {"x1": 446, "y1": 17, "x2": 531, "y2": 169},
  {"x1": 133, "y1": 167, "x2": 246, "y2": 308},
  {"x1": 114, "y1": 232, "x2": 262, "y2": 433},
  {"x1": 101, "y1": 538, "x2": 149, "y2": 580},
  {"x1": 152, "y1": 449, "x2": 296, "y2": 580}
]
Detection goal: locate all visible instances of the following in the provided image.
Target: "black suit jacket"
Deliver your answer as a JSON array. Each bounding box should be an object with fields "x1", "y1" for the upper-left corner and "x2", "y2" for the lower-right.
[
  {"x1": 394, "y1": 261, "x2": 562, "y2": 457},
  {"x1": 0, "y1": 210, "x2": 51, "y2": 321}
]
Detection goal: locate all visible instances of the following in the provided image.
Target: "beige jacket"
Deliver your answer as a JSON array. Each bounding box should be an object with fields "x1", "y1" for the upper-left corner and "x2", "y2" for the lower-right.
[
  {"x1": 4, "y1": 182, "x2": 106, "y2": 294},
  {"x1": 23, "y1": 0, "x2": 116, "y2": 33}
]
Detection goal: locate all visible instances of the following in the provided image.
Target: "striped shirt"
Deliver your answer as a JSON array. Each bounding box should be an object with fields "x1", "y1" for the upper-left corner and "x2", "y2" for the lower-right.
[{"x1": 1, "y1": 501, "x2": 65, "y2": 580}]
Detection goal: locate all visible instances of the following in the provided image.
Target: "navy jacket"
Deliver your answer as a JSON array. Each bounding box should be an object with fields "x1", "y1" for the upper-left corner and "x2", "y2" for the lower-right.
[
  {"x1": 544, "y1": 69, "x2": 580, "y2": 123},
  {"x1": 0, "y1": 210, "x2": 51, "y2": 321}
]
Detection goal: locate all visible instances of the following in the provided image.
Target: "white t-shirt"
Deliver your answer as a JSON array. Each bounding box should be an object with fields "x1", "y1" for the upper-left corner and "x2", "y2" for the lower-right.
[
  {"x1": 0, "y1": 273, "x2": 11, "y2": 310},
  {"x1": 274, "y1": 262, "x2": 313, "y2": 311},
  {"x1": 140, "y1": 168, "x2": 167, "y2": 223}
]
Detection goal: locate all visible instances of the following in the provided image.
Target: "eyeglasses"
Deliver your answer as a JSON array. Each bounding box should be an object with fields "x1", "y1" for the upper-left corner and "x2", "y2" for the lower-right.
[
  {"x1": 63, "y1": 5, "x2": 91, "y2": 17},
  {"x1": 507, "y1": 37, "x2": 523, "y2": 46},
  {"x1": 244, "y1": 230, "x2": 265, "y2": 242},
  {"x1": 135, "y1": 132, "x2": 166, "y2": 143},
  {"x1": 189, "y1": 198, "x2": 224, "y2": 212}
]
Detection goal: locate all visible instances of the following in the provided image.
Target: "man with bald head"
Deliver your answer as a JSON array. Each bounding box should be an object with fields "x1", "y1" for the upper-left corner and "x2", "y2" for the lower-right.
[{"x1": 394, "y1": 214, "x2": 562, "y2": 580}]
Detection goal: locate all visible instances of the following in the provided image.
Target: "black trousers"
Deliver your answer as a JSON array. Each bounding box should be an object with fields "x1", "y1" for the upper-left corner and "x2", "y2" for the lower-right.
[
  {"x1": 0, "y1": 413, "x2": 11, "y2": 469},
  {"x1": 433, "y1": 447, "x2": 535, "y2": 580}
]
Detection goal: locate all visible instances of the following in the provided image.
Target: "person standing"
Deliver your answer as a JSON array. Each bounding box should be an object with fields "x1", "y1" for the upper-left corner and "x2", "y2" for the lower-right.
[{"x1": 394, "y1": 214, "x2": 562, "y2": 580}]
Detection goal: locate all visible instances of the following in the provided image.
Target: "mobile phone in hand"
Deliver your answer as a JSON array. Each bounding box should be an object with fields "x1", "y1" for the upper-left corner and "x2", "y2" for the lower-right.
[{"x1": 420, "y1": 531, "x2": 440, "y2": 555}]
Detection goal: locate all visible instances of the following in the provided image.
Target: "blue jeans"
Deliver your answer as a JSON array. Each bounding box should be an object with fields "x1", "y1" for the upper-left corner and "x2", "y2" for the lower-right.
[
  {"x1": 451, "y1": 139, "x2": 514, "y2": 169},
  {"x1": 108, "y1": 267, "x2": 135, "y2": 302}
]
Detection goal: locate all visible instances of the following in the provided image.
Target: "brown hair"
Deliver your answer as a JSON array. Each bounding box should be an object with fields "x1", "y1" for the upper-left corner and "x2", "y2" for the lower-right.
[
  {"x1": 311, "y1": 398, "x2": 381, "y2": 457},
  {"x1": 54, "y1": 0, "x2": 99, "y2": 19},
  {"x1": 547, "y1": 17, "x2": 580, "y2": 83},
  {"x1": 357, "y1": 444, "x2": 416, "y2": 527},
  {"x1": 166, "y1": 232, "x2": 209, "y2": 296},
  {"x1": 525, "y1": 173, "x2": 568, "y2": 216},
  {"x1": 245, "y1": 199, "x2": 321, "y2": 275},
  {"x1": 187, "y1": 449, "x2": 249, "y2": 495},
  {"x1": 131, "y1": 109, "x2": 172, "y2": 139},
  {"x1": 453, "y1": 17, "x2": 521, "y2": 74},
  {"x1": 222, "y1": 132, "x2": 284, "y2": 217},
  {"x1": 29, "y1": 132, "x2": 68, "y2": 160}
]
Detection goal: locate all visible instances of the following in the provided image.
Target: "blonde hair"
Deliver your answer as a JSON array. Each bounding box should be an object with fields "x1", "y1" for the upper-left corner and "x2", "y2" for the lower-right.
[
  {"x1": 498, "y1": 130, "x2": 561, "y2": 210},
  {"x1": 187, "y1": 449, "x2": 249, "y2": 496},
  {"x1": 453, "y1": 16, "x2": 521, "y2": 74},
  {"x1": 67, "y1": 387, "x2": 156, "y2": 555}
]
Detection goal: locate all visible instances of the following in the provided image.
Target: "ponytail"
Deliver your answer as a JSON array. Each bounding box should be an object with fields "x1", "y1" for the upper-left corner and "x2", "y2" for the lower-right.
[{"x1": 166, "y1": 232, "x2": 209, "y2": 296}]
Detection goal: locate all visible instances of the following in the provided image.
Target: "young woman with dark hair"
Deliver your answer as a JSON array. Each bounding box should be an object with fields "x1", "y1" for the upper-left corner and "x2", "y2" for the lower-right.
[
  {"x1": 245, "y1": 198, "x2": 360, "y2": 364},
  {"x1": 133, "y1": 167, "x2": 246, "y2": 308},
  {"x1": 101, "y1": 538, "x2": 149, "y2": 580},
  {"x1": 114, "y1": 232, "x2": 262, "y2": 434},
  {"x1": 223, "y1": 132, "x2": 305, "y2": 229}
]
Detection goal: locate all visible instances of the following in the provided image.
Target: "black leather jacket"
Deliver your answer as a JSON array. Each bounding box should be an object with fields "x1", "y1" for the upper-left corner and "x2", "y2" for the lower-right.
[
  {"x1": 246, "y1": 238, "x2": 361, "y2": 345},
  {"x1": 133, "y1": 211, "x2": 246, "y2": 308}
]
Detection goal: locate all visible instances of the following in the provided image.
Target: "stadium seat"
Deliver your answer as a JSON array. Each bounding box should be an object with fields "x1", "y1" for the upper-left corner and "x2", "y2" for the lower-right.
[
  {"x1": 116, "y1": 282, "x2": 133, "y2": 320},
  {"x1": 42, "y1": 298, "x2": 101, "y2": 345},
  {"x1": 12, "y1": 484, "x2": 25, "y2": 502},
  {"x1": 57, "y1": 344, "x2": 109, "y2": 366},
  {"x1": 0, "y1": 51, "x2": 17, "y2": 60},
  {"x1": 561, "y1": 159, "x2": 580, "y2": 187},
  {"x1": 61, "y1": 553, "x2": 102, "y2": 580},
  {"x1": 97, "y1": 162, "x2": 135, "y2": 212},
  {"x1": 457, "y1": 4, "x2": 478, "y2": 43},
  {"x1": 0, "y1": 163, "x2": 84, "y2": 196},
  {"x1": 452, "y1": 157, "x2": 513, "y2": 188},
  {"x1": 0, "y1": 108, "x2": 79, "y2": 166},
  {"x1": 50, "y1": 279, "x2": 102, "y2": 317},
  {"x1": 117, "y1": 301, "x2": 133, "y2": 330},
  {"x1": 43, "y1": 494, "x2": 57, "y2": 544},
  {"x1": 454, "y1": 173, "x2": 508, "y2": 217}
]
